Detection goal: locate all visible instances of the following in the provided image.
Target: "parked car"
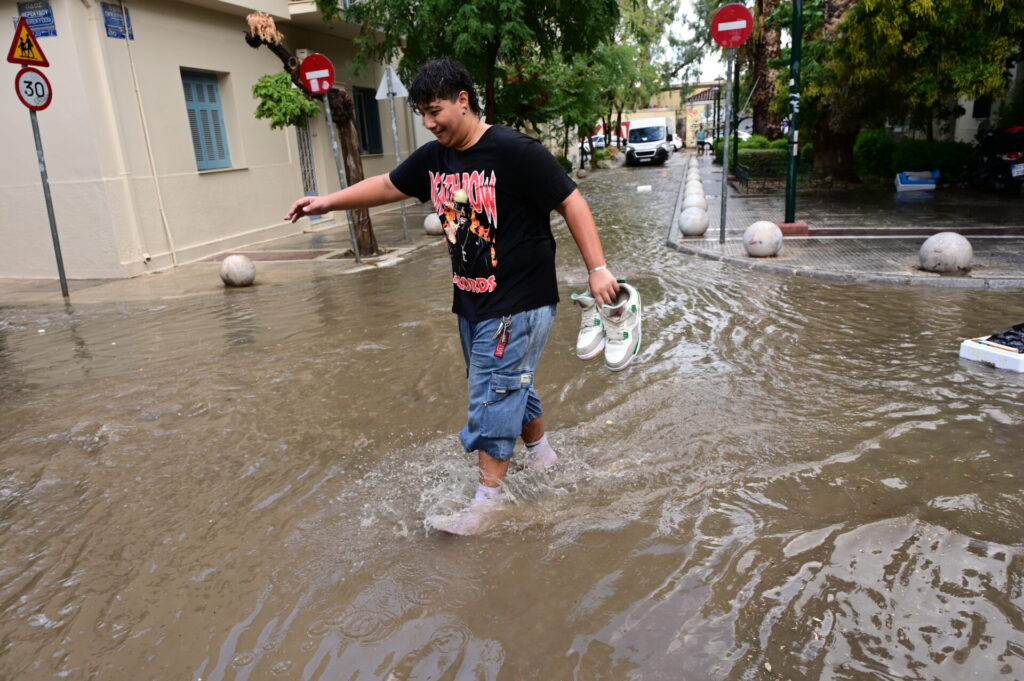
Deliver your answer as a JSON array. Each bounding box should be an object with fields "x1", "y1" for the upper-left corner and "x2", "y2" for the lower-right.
[
  {"x1": 580, "y1": 134, "x2": 621, "y2": 155},
  {"x1": 671, "y1": 134, "x2": 683, "y2": 151}
]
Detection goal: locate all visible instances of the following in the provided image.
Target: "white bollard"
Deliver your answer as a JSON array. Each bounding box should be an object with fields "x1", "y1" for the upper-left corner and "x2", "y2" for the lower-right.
[
  {"x1": 919, "y1": 232, "x2": 973, "y2": 273},
  {"x1": 423, "y1": 213, "x2": 444, "y2": 235},
  {"x1": 682, "y1": 194, "x2": 708, "y2": 211},
  {"x1": 220, "y1": 254, "x2": 256, "y2": 286},
  {"x1": 743, "y1": 221, "x2": 783, "y2": 257},
  {"x1": 680, "y1": 207, "x2": 710, "y2": 236},
  {"x1": 685, "y1": 181, "x2": 705, "y2": 196}
]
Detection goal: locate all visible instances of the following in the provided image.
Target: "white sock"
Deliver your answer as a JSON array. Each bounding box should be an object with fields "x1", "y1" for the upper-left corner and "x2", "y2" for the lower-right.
[
  {"x1": 473, "y1": 483, "x2": 500, "y2": 504},
  {"x1": 525, "y1": 434, "x2": 549, "y2": 450},
  {"x1": 525, "y1": 434, "x2": 554, "y2": 456}
]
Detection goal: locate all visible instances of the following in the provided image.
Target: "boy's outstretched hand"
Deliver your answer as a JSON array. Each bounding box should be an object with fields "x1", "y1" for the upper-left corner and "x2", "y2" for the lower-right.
[{"x1": 284, "y1": 195, "x2": 332, "y2": 223}]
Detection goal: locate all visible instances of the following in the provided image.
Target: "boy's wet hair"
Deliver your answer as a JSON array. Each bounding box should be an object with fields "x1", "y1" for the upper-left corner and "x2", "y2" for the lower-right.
[{"x1": 408, "y1": 58, "x2": 481, "y2": 116}]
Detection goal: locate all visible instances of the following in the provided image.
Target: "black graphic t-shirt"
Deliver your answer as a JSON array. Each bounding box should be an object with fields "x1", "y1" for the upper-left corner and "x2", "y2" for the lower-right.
[{"x1": 389, "y1": 125, "x2": 576, "y2": 322}]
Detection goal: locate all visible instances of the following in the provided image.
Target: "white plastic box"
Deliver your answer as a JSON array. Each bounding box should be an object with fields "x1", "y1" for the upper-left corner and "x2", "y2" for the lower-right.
[{"x1": 959, "y1": 337, "x2": 1024, "y2": 372}]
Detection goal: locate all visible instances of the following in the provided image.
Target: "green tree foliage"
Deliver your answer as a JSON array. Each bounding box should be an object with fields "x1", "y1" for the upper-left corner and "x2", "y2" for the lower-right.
[
  {"x1": 252, "y1": 72, "x2": 322, "y2": 129},
  {"x1": 314, "y1": 0, "x2": 619, "y2": 124},
  {"x1": 771, "y1": 0, "x2": 1024, "y2": 179},
  {"x1": 838, "y1": 0, "x2": 1024, "y2": 132}
]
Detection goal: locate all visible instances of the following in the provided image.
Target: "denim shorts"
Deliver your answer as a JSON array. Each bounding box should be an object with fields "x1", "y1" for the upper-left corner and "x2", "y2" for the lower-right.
[{"x1": 458, "y1": 304, "x2": 556, "y2": 460}]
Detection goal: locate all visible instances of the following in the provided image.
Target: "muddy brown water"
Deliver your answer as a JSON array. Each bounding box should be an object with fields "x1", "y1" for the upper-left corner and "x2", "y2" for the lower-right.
[{"x1": 2, "y1": 156, "x2": 1023, "y2": 680}]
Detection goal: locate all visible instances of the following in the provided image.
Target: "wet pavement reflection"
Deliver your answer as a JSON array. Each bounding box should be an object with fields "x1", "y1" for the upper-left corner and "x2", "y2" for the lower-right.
[{"x1": 2, "y1": 154, "x2": 1023, "y2": 680}]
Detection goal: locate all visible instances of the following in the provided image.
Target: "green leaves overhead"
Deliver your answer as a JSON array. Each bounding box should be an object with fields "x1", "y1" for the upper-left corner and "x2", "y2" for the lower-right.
[
  {"x1": 312, "y1": 0, "x2": 681, "y2": 132},
  {"x1": 251, "y1": 72, "x2": 322, "y2": 130}
]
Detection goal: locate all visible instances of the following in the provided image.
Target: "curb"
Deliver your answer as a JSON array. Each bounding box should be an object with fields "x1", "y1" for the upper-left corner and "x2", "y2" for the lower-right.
[
  {"x1": 666, "y1": 154, "x2": 1024, "y2": 290},
  {"x1": 665, "y1": 239, "x2": 1024, "y2": 289}
]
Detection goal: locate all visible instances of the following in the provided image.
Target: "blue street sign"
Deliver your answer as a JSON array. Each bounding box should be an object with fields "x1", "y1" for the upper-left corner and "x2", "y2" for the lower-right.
[
  {"x1": 17, "y1": 1, "x2": 56, "y2": 37},
  {"x1": 101, "y1": 2, "x2": 134, "y2": 40}
]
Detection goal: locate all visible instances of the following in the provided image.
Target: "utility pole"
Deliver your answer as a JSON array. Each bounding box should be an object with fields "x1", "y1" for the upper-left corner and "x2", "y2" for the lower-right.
[
  {"x1": 731, "y1": 55, "x2": 741, "y2": 174},
  {"x1": 784, "y1": 0, "x2": 803, "y2": 224}
]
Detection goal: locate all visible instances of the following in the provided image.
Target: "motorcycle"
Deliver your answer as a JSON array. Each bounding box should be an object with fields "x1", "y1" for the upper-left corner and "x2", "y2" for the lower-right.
[{"x1": 971, "y1": 125, "x2": 1024, "y2": 194}]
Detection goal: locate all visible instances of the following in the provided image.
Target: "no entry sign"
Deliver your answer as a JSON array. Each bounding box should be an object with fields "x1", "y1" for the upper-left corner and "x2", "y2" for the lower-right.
[
  {"x1": 711, "y1": 3, "x2": 754, "y2": 49},
  {"x1": 15, "y1": 66, "x2": 52, "y2": 110},
  {"x1": 299, "y1": 53, "x2": 335, "y2": 94}
]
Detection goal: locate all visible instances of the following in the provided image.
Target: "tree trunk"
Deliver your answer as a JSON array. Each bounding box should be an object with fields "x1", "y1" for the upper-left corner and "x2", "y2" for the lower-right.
[
  {"x1": 243, "y1": 31, "x2": 378, "y2": 256},
  {"x1": 328, "y1": 87, "x2": 379, "y2": 256},
  {"x1": 752, "y1": 0, "x2": 781, "y2": 138},
  {"x1": 811, "y1": 116, "x2": 858, "y2": 181}
]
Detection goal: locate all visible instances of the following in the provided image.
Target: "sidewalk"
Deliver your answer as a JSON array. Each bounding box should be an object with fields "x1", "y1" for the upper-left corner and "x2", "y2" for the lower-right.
[
  {"x1": 667, "y1": 154, "x2": 1024, "y2": 289},
  {"x1": 0, "y1": 202, "x2": 438, "y2": 304}
]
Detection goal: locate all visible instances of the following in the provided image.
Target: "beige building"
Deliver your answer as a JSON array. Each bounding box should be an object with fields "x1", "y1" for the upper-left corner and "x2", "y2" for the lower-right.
[{"x1": 2, "y1": 0, "x2": 423, "y2": 279}]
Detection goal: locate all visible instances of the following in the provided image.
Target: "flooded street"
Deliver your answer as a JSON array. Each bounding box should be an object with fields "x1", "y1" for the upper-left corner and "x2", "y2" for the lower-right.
[{"x1": 2, "y1": 156, "x2": 1023, "y2": 680}]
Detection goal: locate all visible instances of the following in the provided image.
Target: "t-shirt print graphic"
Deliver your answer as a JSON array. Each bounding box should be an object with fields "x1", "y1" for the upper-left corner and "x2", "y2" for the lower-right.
[{"x1": 430, "y1": 170, "x2": 499, "y2": 290}]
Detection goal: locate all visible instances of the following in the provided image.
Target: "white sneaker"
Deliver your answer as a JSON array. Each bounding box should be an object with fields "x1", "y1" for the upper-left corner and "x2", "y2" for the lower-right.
[
  {"x1": 599, "y1": 281, "x2": 642, "y2": 371},
  {"x1": 572, "y1": 291, "x2": 605, "y2": 360}
]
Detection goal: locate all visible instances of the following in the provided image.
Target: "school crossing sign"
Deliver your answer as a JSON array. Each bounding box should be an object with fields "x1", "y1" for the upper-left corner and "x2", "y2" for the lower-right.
[{"x1": 7, "y1": 16, "x2": 50, "y2": 67}]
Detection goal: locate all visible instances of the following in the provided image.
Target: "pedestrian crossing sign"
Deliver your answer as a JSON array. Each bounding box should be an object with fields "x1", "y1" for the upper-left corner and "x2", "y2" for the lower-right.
[{"x1": 7, "y1": 16, "x2": 50, "y2": 67}]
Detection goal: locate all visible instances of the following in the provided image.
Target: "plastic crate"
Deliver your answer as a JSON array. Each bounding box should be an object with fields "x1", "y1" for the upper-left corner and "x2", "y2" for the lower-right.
[{"x1": 959, "y1": 337, "x2": 1024, "y2": 372}]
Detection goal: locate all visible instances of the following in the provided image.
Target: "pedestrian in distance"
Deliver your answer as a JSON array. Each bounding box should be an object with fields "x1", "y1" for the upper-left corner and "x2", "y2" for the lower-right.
[
  {"x1": 696, "y1": 126, "x2": 707, "y2": 157},
  {"x1": 284, "y1": 58, "x2": 620, "y2": 535}
]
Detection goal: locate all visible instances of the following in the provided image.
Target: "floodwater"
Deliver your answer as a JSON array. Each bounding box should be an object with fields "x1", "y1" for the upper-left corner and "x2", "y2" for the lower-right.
[{"x1": 2, "y1": 155, "x2": 1023, "y2": 680}]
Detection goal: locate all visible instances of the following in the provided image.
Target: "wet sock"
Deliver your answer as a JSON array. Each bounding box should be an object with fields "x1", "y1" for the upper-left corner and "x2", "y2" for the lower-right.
[
  {"x1": 473, "y1": 483, "x2": 501, "y2": 505},
  {"x1": 525, "y1": 434, "x2": 557, "y2": 468}
]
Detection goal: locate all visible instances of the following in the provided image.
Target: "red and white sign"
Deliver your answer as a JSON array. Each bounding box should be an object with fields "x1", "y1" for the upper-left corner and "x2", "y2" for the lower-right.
[
  {"x1": 299, "y1": 53, "x2": 335, "y2": 94},
  {"x1": 711, "y1": 3, "x2": 754, "y2": 49},
  {"x1": 15, "y1": 67, "x2": 52, "y2": 111}
]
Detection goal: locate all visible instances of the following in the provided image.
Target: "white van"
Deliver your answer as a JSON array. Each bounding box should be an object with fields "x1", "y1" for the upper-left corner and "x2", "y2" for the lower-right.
[{"x1": 625, "y1": 117, "x2": 674, "y2": 166}]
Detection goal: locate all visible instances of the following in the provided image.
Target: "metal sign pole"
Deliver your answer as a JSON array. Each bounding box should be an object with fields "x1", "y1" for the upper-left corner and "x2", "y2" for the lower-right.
[
  {"x1": 784, "y1": 0, "x2": 803, "y2": 224},
  {"x1": 719, "y1": 48, "x2": 734, "y2": 244},
  {"x1": 385, "y1": 67, "x2": 409, "y2": 241},
  {"x1": 29, "y1": 104, "x2": 68, "y2": 298},
  {"x1": 322, "y1": 93, "x2": 361, "y2": 263}
]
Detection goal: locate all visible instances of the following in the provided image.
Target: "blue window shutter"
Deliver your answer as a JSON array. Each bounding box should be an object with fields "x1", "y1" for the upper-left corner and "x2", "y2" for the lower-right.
[{"x1": 181, "y1": 71, "x2": 231, "y2": 170}]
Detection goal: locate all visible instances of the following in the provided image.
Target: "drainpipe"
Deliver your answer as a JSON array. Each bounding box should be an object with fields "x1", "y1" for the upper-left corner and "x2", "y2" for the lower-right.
[
  {"x1": 85, "y1": 0, "x2": 147, "y2": 268},
  {"x1": 117, "y1": 0, "x2": 178, "y2": 266}
]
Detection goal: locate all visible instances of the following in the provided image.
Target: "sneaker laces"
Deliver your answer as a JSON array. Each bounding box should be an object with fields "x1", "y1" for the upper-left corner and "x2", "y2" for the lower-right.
[
  {"x1": 579, "y1": 304, "x2": 601, "y2": 331},
  {"x1": 574, "y1": 294, "x2": 600, "y2": 331},
  {"x1": 602, "y1": 305, "x2": 636, "y2": 342}
]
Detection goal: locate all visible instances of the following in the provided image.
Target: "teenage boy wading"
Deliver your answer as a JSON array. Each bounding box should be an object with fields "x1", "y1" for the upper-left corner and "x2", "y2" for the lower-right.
[{"x1": 285, "y1": 59, "x2": 619, "y2": 534}]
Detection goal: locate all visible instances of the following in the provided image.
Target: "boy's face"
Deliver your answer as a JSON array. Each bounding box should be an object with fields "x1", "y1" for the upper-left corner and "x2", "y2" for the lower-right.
[{"x1": 418, "y1": 91, "x2": 470, "y2": 148}]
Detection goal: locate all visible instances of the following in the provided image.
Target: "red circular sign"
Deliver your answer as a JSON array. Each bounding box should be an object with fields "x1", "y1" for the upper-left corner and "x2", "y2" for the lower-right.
[
  {"x1": 299, "y1": 53, "x2": 336, "y2": 95},
  {"x1": 711, "y1": 3, "x2": 754, "y2": 49},
  {"x1": 15, "y1": 66, "x2": 52, "y2": 111}
]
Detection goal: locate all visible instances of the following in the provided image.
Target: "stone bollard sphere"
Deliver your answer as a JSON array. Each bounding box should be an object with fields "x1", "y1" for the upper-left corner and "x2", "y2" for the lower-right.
[
  {"x1": 919, "y1": 231, "x2": 972, "y2": 273},
  {"x1": 682, "y1": 194, "x2": 708, "y2": 211},
  {"x1": 220, "y1": 254, "x2": 256, "y2": 287},
  {"x1": 743, "y1": 221, "x2": 783, "y2": 257},
  {"x1": 680, "y1": 207, "x2": 710, "y2": 236},
  {"x1": 576, "y1": 169, "x2": 587, "y2": 179},
  {"x1": 685, "y1": 180, "x2": 704, "y2": 195},
  {"x1": 424, "y1": 213, "x2": 444, "y2": 235},
  {"x1": 686, "y1": 173, "x2": 702, "y2": 183}
]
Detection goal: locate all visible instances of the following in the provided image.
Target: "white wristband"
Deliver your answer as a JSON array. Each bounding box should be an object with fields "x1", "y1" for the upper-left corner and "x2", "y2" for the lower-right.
[{"x1": 588, "y1": 265, "x2": 608, "y2": 275}]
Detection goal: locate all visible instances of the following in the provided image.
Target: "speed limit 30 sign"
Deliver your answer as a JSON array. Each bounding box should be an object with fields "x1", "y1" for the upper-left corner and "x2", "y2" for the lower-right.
[{"x1": 15, "y1": 67, "x2": 52, "y2": 111}]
